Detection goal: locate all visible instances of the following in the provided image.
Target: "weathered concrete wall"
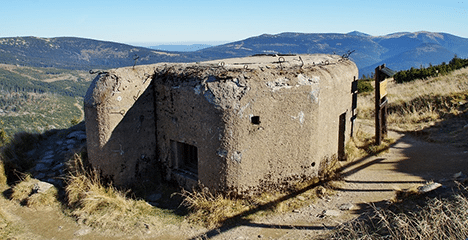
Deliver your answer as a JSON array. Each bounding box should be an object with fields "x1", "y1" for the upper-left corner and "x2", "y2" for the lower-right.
[
  {"x1": 84, "y1": 65, "x2": 158, "y2": 187},
  {"x1": 84, "y1": 54, "x2": 358, "y2": 193}
]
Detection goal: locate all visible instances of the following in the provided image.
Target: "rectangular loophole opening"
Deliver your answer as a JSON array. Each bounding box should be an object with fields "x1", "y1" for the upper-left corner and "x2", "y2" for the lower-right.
[
  {"x1": 251, "y1": 116, "x2": 261, "y2": 125},
  {"x1": 170, "y1": 140, "x2": 198, "y2": 175}
]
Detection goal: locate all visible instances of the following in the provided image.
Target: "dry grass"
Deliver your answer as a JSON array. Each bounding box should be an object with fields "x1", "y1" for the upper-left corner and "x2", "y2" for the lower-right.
[
  {"x1": 328, "y1": 185, "x2": 468, "y2": 240},
  {"x1": 0, "y1": 158, "x2": 6, "y2": 186},
  {"x1": 182, "y1": 173, "x2": 338, "y2": 228},
  {"x1": 64, "y1": 153, "x2": 177, "y2": 233},
  {"x1": 10, "y1": 175, "x2": 58, "y2": 208},
  {"x1": 358, "y1": 68, "x2": 468, "y2": 131},
  {"x1": 345, "y1": 129, "x2": 395, "y2": 162}
]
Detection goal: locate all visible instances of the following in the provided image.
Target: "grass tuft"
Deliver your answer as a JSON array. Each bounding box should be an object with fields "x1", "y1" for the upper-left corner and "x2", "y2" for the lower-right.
[
  {"x1": 10, "y1": 175, "x2": 58, "y2": 208},
  {"x1": 64, "y1": 152, "x2": 175, "y2": 233}
]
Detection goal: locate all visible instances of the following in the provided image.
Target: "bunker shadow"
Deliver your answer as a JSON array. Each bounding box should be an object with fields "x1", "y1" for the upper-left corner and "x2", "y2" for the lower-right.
[{"x1": 187, "y1": 140, "x2": 401, "y2": 239}]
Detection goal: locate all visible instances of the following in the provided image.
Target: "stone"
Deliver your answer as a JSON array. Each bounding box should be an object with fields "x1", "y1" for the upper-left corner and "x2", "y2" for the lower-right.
[
  {"x1": 297, "y1": 196, "x2": 306, "y2": 201},
  {"x1": 35, "y1": 163, "x2": 50, "y2": 172},
  {"x1": 39, "y1": 157, "x2": 54, "y2": 165},
  {"x1": 147, "y1": 193, "x2": 162, "y2": 202},
  {"x1": 52, "y1": 163, "x2": 64, "y2": 171},
  {"x1": 35, "y1": 173, "x2": 46, "y2": 179},
  {"x1": 320, "y1": 209, "x2": 341, "y2": 217},
  {"x1": 453, "y1": 172, "x2": 464, "y2": 179},
  {"x1": 47, "y1": 178, "x2": 63, "y2": 187},
  {"x1": 33, "y1": 181, "x2": 54, "y2": 193},
  {"x1": 67, "y1": 131, "x2": 87, "y2": 141},
  {"x1": 74, "y1": 228, "x2": 91, "y2": 236},
  {"x1": 418, "y1": 182, "x2": 442, "y2": 193},
  {"x1": 338, "y1": 203, "x2": 354, "y2": 211}
]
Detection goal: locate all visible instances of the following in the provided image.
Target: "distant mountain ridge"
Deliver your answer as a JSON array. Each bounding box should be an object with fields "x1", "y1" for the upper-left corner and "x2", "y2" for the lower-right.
[{"x1": 1, "y1": 31, "x2": 468, "y2": 76}]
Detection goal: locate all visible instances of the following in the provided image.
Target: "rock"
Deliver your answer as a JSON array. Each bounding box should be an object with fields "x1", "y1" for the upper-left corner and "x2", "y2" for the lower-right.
[
  {"x1": 33, "y1": 181, "x2": 54, "y2": 193},
  {"x1": 418, "y1": 182, "x2": 442, "y2": 194},
  {"x1": 292, "y1": 209, "x2": 300, "y2": 213},
  {"x1": 35, "y1": 163, "x2": 50, "y2": 172},
  {"x1": 297, "y1": 196, "x2": 306, "y2": 201},
  {"x1": 39, "y1": 157, "x2": 54, "y2": 165},
  {"x1": 74, "y1": 228, "x2": 91, "y2": 236},
  {"x1": 43, "y1": 150, "x2": 55, "y2": 158},
  {"x1": 453, "y1": 172, "x2": 464, "y2": 179},
  {"x1": 52, "y1": 163, "x2": 64, "y2": 171},
  {"x1": 47, "y1": 178, "x2": 63, "y2": 187},
  {"x1": 35, "y1": 173, "x2": 46, "y2": 179},
  {"x1": 319, "y1": 209, "x2": 341, "y2": 217},
  {"x1": 338, "y1": 203, "x2": 354, "y2": 211},
  {"x1": 67, "y1": 131, "x2": 87, "y2": 141},
  {"x1": 147, "y1": 193, "x2": 162, "y2": 202}
]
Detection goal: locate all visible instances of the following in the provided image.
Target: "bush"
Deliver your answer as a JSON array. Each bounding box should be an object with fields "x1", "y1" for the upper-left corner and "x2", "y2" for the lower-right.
[{"x1": 357, "y1": 80, "x2": 374, "y2": 93}]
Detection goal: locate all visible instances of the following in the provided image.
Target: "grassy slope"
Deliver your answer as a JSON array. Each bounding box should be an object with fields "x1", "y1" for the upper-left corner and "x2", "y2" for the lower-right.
[
  {"x1": 0, "y1": 64, "x2": 93, "y2": 135},
  {"x1": 357, "y1": 67, "x2": 468, "y2": 136}
]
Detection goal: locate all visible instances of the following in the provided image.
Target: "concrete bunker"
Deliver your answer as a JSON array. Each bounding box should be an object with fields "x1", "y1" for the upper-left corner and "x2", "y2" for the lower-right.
[{"x1": 84, "y1": 54, "x2": 359, "y2": 193}]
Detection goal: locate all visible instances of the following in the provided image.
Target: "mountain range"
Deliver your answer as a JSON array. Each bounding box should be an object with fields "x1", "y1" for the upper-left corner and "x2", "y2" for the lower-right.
[{"x1": 1, "y1": 31, "x2": 467, "y2": 76}]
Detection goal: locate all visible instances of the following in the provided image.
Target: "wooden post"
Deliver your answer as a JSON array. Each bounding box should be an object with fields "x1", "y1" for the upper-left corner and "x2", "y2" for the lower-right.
[{"x1": 375, "y1": 64, "x2": 388, "y2": 145}]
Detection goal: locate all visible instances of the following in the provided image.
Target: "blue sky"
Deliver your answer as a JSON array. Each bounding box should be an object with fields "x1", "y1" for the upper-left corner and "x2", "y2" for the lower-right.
[{"x1": 1, "y1": 0, "x2": 466, "y2": 46}]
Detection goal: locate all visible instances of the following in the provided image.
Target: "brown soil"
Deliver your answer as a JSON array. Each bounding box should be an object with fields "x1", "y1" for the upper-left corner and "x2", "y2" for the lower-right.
[{"x1": 2, "y1": 120, "x2": 468, "y2": 239}]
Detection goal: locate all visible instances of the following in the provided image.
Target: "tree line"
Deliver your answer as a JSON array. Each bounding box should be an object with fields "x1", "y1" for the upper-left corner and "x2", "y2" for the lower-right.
[{"x1": 393, "y1": 56, "x2": 468, "y2": 83}]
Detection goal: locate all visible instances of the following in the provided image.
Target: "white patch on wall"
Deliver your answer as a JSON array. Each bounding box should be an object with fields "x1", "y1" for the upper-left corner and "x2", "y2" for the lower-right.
[
  {"x1": 291, "y1": 111, "x2": 305, "y2": 125},
  {"x1": 217, "y1": 149, "x2": 228, "y2": 158},
  {"x1": 266, "y1": 77, "x2": 292, "y2": 92},
  {"x1": 309, "y1": 89, "x2": 320, "y2": 104},
  {"x1": 297, "y1": 74, "x2": 319, "y2": 86},
  {"x1": 231, "y1": 151, "x2": 242, "y2": 163}
]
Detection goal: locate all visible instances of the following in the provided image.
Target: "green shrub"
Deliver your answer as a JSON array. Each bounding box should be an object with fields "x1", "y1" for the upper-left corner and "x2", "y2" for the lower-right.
[{"x1": 357, "y1": 80, "x2": 374, "y2": 93}]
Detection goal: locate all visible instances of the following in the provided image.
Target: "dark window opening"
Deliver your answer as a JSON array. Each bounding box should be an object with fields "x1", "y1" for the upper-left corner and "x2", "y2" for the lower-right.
[
  {"x1": 170, "y1": 140, "x2": 198, "y2": 175},
  {"x1": 251, "y1": 116, "x2": 261, "y2": 125}
]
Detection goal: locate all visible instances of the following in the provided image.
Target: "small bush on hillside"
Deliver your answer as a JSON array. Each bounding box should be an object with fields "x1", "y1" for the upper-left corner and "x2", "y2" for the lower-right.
[
  {"x1": 394, "y1": 56, "x2": 468, "y2": 83},
  {"x1": 357, "y1": 80, "x2": 374, "y2": 93}
]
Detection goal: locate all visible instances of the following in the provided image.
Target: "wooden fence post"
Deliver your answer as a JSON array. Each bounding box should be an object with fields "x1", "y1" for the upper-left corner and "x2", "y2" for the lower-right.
[{"x1": 375, "y1": 64, "x2": 389, "y2": 145}]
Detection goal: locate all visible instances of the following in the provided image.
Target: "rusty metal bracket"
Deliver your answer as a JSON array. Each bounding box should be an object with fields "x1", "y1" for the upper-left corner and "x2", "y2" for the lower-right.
[
  {"x1": 341, "y1": 50, "x2": 355, "y2": 60},
  {"x1": 110, "y1": 109, "x2": 126, "y2": 115},
  {"x1": 89, "y1": 70, "x2": 109, "y2": 75},
  {"x1": 278, "y1": 56, "x2": 285, "y2": 70},
  {"x1": 143, "y1": 73, "x2": 152, "y2": 84},
  {"x1": 133, "y1": 54, "x2": 139, "y2": 69},
  {"x1": 133, "y1": 90, "x2": 141, "y2": 101},
  {"x1": 298, "y1": 56, "x2": 304, "y2": 68}
]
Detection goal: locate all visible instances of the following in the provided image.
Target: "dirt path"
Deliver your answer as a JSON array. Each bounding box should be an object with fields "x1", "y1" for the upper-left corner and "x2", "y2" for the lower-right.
[{"x1": 74, "y1": 101, "x2": 85, "y2": 121}]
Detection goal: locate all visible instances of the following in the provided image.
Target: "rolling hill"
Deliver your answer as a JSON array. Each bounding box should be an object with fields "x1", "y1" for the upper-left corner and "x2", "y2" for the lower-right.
[{"x1": 1, "y1": 31, "x2": 468, "y2": 76}]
